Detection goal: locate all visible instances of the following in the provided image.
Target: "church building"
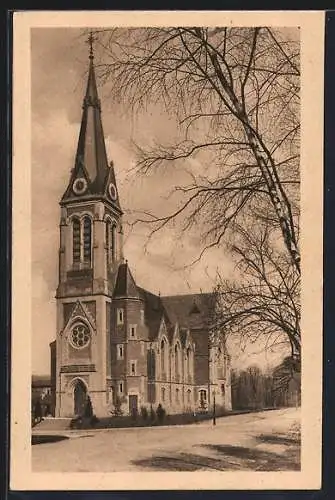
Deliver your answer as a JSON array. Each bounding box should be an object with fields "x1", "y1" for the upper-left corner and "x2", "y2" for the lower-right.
[{"x1": 50, "y1": 39, "x2": 232, "y2": 418}]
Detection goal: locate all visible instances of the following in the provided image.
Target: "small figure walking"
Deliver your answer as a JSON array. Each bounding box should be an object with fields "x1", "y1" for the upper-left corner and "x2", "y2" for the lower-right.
[{"x1": 34, "y1": 399, "x2": 42, "y2": 424}]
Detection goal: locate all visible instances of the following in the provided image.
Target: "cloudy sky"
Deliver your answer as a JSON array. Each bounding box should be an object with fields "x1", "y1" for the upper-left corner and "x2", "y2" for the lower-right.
[{"x1": 31, "y1": 28, "x2": 288, "y2": 375}]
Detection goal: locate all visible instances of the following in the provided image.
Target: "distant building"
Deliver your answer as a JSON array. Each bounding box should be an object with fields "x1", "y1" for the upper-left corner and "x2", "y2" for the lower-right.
[
  {"x1": 31, "y1": 375, "x2": 54, "y2": 416},
  {"x1": 50, "y1": 40, "x2": 232, "y2": 418}
]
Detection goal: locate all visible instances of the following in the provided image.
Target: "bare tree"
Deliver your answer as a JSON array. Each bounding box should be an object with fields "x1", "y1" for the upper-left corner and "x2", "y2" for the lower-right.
[
  {"x1": 94, "y1": 26, "x2": 300, "y2": 273},
  {"x1": 90, "y1": 27, "x2": 301, "y2": 365},
  {"x1": 215, "y1": 220, "x2": 300, "y2": 362}
]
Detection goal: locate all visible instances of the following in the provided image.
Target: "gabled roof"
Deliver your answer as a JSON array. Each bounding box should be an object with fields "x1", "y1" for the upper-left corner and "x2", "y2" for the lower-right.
[
  {"x1": 138, "y1": 287, "x2": 167, "y2": 340},
  {"x1": 62, "y1": 299, "x2": 96, "y2": 333},
  {"x1": 136, "y1": 287, "x2": 215, "y2": 341},
  {"x1": 161, "y1": 293, "x2": 215, "y2": 330},
  {"x1": 113, "y1": 262, "x2": 140, "y2": 299}
]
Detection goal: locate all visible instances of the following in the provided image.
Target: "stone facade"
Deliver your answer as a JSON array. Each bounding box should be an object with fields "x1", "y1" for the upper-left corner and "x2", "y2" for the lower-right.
[{"x1": 51, "y1": 44, "x2": 232, "y2": 418}]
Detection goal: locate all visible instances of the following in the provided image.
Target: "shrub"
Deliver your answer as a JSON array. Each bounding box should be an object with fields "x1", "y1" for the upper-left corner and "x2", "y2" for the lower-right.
[
  {"x1": 84, "y1": 395, "x2": 93, "y2": 418},
  {"x1": 131, "y1": 406, "x2": 138, "y2": 421},
  {"x1": 70, "y1": 416, "x2": 83, "y2": 429},
  {"x1": 140, "y1": 406, "x2": 148, "y2": 421},
  {"x1": 156, "y1": 403, "x2": 166, "y2": 424},
  {"x1": 149, "y1": 405, "x2": 156, "y2": 423},
  {"x1": 90, "y1": 415, "x2": 99, "y2": 427},
  {"x1": 113, "y1": 396, "x2": 123, "y2": 416}
]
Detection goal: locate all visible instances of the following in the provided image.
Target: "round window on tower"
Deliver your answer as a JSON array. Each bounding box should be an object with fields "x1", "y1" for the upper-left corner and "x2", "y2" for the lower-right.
[
  {"x1": 73, "y1": 177, "x2": 88, "y2": 195},
  {"x1": 108, "y1": 182, "x2": 117, "y2": 201},
  {"x1": 70, "y1": 322, "x2": 91, "y2": 349}
]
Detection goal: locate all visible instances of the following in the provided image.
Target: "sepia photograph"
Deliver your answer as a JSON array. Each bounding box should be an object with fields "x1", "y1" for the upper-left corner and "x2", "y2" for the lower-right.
[{"x1": 11, "y1": 10, "x2": 324, "y2": 490}]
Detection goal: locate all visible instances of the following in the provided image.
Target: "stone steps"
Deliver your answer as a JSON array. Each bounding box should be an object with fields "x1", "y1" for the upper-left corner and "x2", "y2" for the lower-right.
[{"x1": 33, "y1": 417, "x2": 72, "y2": 431}]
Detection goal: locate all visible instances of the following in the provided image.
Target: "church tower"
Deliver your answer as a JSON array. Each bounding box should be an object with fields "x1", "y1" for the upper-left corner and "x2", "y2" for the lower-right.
[
  {"x1": 51, "y1": 35, "x2": 232, "y2": 420},
  {"x1": 55, "y1": 35, "x2": 123, "y2": 417}
]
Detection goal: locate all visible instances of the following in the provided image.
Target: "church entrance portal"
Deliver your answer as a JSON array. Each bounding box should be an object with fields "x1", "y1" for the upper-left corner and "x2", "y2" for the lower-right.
[{"x1": 73, "y1": 379, "x2": 87, "y2": 417}]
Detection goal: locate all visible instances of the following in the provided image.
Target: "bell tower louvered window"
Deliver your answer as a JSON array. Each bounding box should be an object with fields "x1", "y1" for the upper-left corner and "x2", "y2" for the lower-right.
[
  {"x1": 83, "y1": 216, "x2": 92, "y2": 266},
  {"x1": 72, "y1": 217, "x2": 81, "y2": 265},
  {"x1": 72, "y1": 216, "x2": 92, "y2": 268}
]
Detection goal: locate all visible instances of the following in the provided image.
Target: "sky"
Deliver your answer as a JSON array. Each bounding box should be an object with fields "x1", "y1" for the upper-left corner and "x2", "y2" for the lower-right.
[{"x1": 31, "y1": 28, "x2": 289, "y2": 375}]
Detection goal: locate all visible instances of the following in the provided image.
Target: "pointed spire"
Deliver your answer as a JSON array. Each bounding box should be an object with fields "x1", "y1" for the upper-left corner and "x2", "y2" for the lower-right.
[
  {"x1": 61, "y1": 32, "x2": 121, "y2": 212},
  {"x1": 83, "y1": 32, "x2": 100, "y2": 109},
  {"x1": 87, "y1": 31, "x2": 96, "y2": 60}
]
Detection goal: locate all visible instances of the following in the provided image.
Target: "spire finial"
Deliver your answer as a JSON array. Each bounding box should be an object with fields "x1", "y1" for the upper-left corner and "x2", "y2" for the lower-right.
[{"x1": 87, "y1": 30, "x2": 97, "y2": 60}]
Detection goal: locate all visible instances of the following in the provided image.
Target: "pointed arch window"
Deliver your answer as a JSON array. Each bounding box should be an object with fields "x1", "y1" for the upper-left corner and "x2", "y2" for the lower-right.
[
  {"x1": 72, "y1": 217, "x2": 81, "y2": 265},
  {"x1": 83, "y1": 216, "x2": 92, "y2": 267},
  {"x1": 174, "y1": 344, "x2": 181, "y2": 381},
  {"x1": 111, "y1": 224, "x2": 116, "y2": 262},
  {"x1": 161, "y1": 339, "x2": 165, "y2": 373},
  {"x1": 186, "y1": 347, "x2": 193, "y2": 382},
  {"x1": 106, "y1": 220, "x2": 117, "y2": 268},
  {"x1": 160, "y1": 338, "x2": 169, "y2": 381},
  {"x1": 72, "y1": 216, "x2": 92, "y2": 269}
]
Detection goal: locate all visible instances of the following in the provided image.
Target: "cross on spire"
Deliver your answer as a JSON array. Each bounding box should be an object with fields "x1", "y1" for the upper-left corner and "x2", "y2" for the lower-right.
[{"x1": 86, "y1": 31, "x2": 97, "y2": 60}]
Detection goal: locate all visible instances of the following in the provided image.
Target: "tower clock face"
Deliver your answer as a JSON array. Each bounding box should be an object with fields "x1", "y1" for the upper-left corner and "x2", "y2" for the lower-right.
[
  {"x1": 73, "y1": 177, "x2": 88, "y2": 195},
  {"x1": 108, "y1": 182, "x2": 117, "y2": 201}
]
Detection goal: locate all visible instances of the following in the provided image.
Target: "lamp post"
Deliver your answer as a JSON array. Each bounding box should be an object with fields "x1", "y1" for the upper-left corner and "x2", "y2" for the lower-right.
[{"x1": 212, "y1": 390, "x2": 216, "y2": 426}]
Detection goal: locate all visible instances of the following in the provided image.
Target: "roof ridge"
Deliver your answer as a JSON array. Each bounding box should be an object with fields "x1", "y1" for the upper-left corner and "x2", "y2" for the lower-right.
[{"x1": 161, "y1": 291, "x2": 214, "y2": 299}]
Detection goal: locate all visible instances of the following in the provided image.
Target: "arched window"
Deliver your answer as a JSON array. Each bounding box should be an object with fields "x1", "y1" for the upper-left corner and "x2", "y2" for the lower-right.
[
  {"x1": 147, "y1": 349, "x2": 156, "y2": 380},
  {"x1": 186, "y1": 347, "x2": 192, "y2": 378},
  {"x1": 111, "y1": 224, "x2": 116, "y2": 262},
  {"x1": 161, "y1": 339, "x2": 165, "y2": 373},
  {"x1": 106, "y1": 220, "x2": 117, "y2": 267},
  {"x1": 83, "y1": 216, "x2": 92, "y2": 266},
  {"x1": 176, "y1": 388, "x2": 180, "y2": 404},
  {"x1": 105, "y1": 220, "x2": 110, "y2": 264},
  {"x1": 72, "y1": 216, "x2": 92, "y2": 268},
  {"x1": 174, "y1": 344, "x2": 180, "y2": 380},
  {"x1": 161, "y1": 387, "x2": 165, "y2": 402},
  {"x1": 199, "y1": 389, "x2": 207, "y2": 409},
  {"x1": 72, "y1": 217, "x2": 81, "y2": 265}
]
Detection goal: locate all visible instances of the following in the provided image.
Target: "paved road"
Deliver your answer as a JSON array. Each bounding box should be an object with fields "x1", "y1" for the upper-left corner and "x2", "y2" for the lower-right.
[{"x1": 32, "y1": 407, "x2": 300, "y2": 472}]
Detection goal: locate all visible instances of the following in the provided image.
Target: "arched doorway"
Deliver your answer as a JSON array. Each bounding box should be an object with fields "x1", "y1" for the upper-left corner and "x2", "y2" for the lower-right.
[{"x1": 73, "y1": 379, "x2": 87, "y2": 417}]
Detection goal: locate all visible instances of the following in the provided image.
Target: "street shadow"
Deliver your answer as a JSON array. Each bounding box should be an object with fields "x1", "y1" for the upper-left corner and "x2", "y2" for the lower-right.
[
  {"x1": 202, "y1": 443, "x2": 300, "y2": 471},
  {"x1": 132, "y1": 452, "x2": 236, "y2": 471},
  {"x1": 132, "y1": 438, "x2": 300, "y2": 472},
  {"x1": 32, "y1": 435, "x2": 69, "y2": 445},
  {"x1": 256, "y1": 433, "x2": 301, "y2": 447}
]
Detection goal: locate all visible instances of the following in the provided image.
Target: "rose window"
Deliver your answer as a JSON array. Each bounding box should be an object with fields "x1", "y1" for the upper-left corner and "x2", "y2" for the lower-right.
[{"x1": 70, "y1": 323, "x2": 90, "y2": 349}]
